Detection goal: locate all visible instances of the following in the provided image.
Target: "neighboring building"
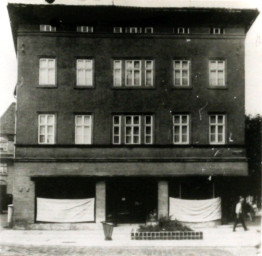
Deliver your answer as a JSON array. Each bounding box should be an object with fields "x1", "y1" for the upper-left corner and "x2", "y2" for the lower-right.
[
  {"x1": 0, "y1": 103, "x2": 15, "y2": 212},
  {"x1": 7, "y1": 1, "x2": 258, "y2": 227}
]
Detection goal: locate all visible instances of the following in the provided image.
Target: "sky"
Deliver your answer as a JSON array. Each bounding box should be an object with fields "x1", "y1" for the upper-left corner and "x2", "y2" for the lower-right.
[{"x1": 0, "y1": 0, "x2": 261, "y2": 117}]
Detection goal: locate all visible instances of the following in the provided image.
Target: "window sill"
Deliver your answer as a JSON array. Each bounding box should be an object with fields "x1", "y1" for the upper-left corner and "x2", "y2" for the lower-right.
[
  {"x1": 36, "y1": 85, "x2": 57, "y2": 88},
  {"x1": 172, "y1": 86, "x2": 192, "y2": 90},
  {"x1": 208, "y1": 86, "x2": 228, "y2": 90},
  {"x1": 74, "y1": 86, "x2": 95, "y2": 89},
  {"x1": 112, "y1": 86, "x2": 155, "y2": 90}
]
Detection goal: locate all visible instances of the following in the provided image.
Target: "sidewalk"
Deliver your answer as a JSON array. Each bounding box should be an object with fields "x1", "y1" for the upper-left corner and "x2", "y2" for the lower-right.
[{"x1": 0, "y1": 216, "x2": 260, "y2": 248}]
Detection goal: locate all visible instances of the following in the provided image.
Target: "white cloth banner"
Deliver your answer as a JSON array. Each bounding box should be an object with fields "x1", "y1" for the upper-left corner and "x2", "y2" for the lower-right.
[
  {"x1": 169, "y1": 197, "x2": 221, "y2": 222},
  {"x1": 36, "y1": 198, "x2": 95, "y2": 222}
]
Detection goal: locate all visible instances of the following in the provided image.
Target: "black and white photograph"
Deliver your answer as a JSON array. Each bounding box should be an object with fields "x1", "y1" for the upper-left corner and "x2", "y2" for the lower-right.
[{"x1": 0, "y1": 0, "x2": 261, "y2": 255}]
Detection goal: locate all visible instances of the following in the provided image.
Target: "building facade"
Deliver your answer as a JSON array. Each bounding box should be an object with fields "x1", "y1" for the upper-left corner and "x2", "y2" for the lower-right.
[
  {"x1": 0, "y1": 103, "x2": 15, "y2": 212},
  {"x1": 8, "y1": 1, "x2": 258, "y2": 227}
]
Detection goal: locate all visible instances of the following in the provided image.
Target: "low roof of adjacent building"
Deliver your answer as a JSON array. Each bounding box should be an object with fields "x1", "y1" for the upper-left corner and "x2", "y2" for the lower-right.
[{"x1": 0, "y1": 103, "x2": 16, "y2": 136}]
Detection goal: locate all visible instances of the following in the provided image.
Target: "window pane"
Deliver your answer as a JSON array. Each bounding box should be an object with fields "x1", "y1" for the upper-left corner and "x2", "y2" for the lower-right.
[
  {"x1": 126, "y1": 70, "x2": 132, "y2": 85},
  {"x1": 146, "y1": 71, "x2": 152, "y2": 86},
  {"x1": 77, "y1": 60, "x2": 85, "y2": 69},
  {"x1": 133, "y1": 126, "x2": 139, "y2": 135},
  {"x1": 39, "y1": 126, "x2": 45, "y2": 134},
  {"x1": 126, "y1": 61, "x2": 132, "y2": 69},
  {"x1": 126, "y1": 116, "x2": 131, "y2": 125},
  {"x1": 210, "y1": 61, "x2": 217, "y2": 69},
  {"x1": 133, "y1": 116, "x2": 139, "y2": 124},
  {"x1": 126, "y1": 136, "x2": 131, "y2": 144},
  {"x1": 113, "y1": 116, "x2": 120, "y2": 124},
  {"x1": 174, "y1": 61, "x2": 180, "y2": 69},
  {"x1": 174, "y1": 126, "x2": 180, "y2": 134},
  {"x1": 114, "y1": 61, "x2": 121, "y2": 69},
  {"x1": 182, "y1": 135, "x2": 187, "y2": 142},
  {"x1": 47, "y1": 126, "x2": 53, "y2": 134},
  {"x1": 114, "y1": 127, "x2": 119, "y2": 134},
  {"x1": 146, "y1": 61, "x2": 153, "y2": 69},
  {"x1": 113, "y1": 137, "x2": 119, "y2": 144},
  {"x1": 48, "y1": 59, "x2": 55, "y2": 68},
  {"x1": 133, "y1": 136, "x2": 139, "y2": 144},
  {"x1": 48, "y1": 69, "x2": 55, "y2": 84},
  {"x1": 145, "y1": 127, "x2": 151, "y2": 134},
  {"x1": 210, "y1": 134, "x2": 216, "y2": 142},
  {"x1": 134, "y1": 61, "x2": 140, "y2": 68},
  {"x1": 218, "y1": 134, "x2": 223, "y2": 142},
  {"x1": 182, "y1": 116, "x2": 188, "y2": 124},
  {"x1": 85, "y1": 70, "x2": 93, "y2": 85},
  {"x1": 145, "y1": 136, "x2": 151, "y2": 144},
  {"x1": 47, "y1": 135, "x2": 53, "y2": 143},
  {"x1": 85, "y1": 60, "x2": 92, "y2": 69},
  {"x1": 75, "y1": 126, "x2": 82, "y2": 137},
  {"x1": 182, "y1": 126, "x2": 187, "y2": 134},
  {"x1": 174, "y1": 135, "x2": 179, "y2": 142},
  {"x1": 217, "y1": 116, "x2": 224, "y2": 123},
  {"x1": 40, "y1": 59, "x2": 47, "y2": 68},
  {"x1": 134, "y1": 70, "x2": 140, "y2": 85},
  {"x1": 210, "y1": 125, "x2": 216, "y2": 133},
  {"x1": 218, "y1": 126, "x2": 223, "y2": 133},
  {"x1": 174, "y1": 116, "x2": 180, "y2": 124},
  {"x1": 47, "y1": 115, "x2": 54, "y2": 124},
  {"x1": 39, "y1": 115, "x2": 46, "y2": 124},
  {"x1": 182, "y1": 61, "x2": 188, "y2": 69},
  {"x1": 126, "y1": 127, "x2": 132, "y2": 135},
  {"x1": 217, "y1": 61, "x2": 224, "y2": 69},
  {"x1": 145, "y1": 116, "x2": 152, "y2": 124},
  {"x1": 39, "y1": 135, "x2": 45, "y2": 143},
  {"x1": 210, "y1": 116, "x2": 216, "y2": 124}
]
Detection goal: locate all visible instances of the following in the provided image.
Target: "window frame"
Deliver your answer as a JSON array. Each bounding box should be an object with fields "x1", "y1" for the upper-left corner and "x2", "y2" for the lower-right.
[
  {"x1": 210, "y1": 28, "x2": 225, "y2": 35},
  {"x1": 40, "y1": 25, "x2": 56, "y2": 32},
  {"x1": 209, "y1": 114, "x2": 226, "y2": 145},
  {"x1": 113, "y1": 27, "x2": 123, "y2": 33},
  {"x1": 38, "y1": 57, "x2": 57, "y2": 87},
  {"x1": 76, "y1": 58, "x2": 94, "y2": 88},
  {"x1": 172, "y1": 114, "x2": 190, "y2": 145},
  {"x1": 113, "y1": 59, "x2": 154, "y2": 88},
  {"x1": 76, "y1": 26, "x2": 94, "y2": 33},
  {"x1": 144, "y1": 27, "x2": 154, "y2": 34},
  {"x1": 173, "y1": 60, "x2": 191, "y2": 87},
  {"x1": 38, "y1": 114, "x2": 56, "y2": 145},
  {"x1": 74, "y1": 114, "x2": 93, "y2": 145},
  {"x1": 208, "y1": 59, "x2": 226, "y2": 88},
  {"x1": 112, "y1": 114, "x2": 154, "y2": 145},
  {"x1": 176, "y1": 27, "x2": 190, "y2": 34}
]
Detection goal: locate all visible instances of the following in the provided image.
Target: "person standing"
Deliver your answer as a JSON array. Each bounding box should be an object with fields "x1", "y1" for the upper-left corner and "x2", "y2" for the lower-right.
[{"x1": 233, "y1": 196, "x2": 248, "y2": 231}]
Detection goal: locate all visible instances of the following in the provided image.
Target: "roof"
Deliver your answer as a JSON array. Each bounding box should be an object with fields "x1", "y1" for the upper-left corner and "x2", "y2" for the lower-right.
[
  {"x1": 0, "y1": 103, "x2": 16, "y2": 135},
  {"x1": 7, "y1": 0, "x2": 258, "y2": 9}
]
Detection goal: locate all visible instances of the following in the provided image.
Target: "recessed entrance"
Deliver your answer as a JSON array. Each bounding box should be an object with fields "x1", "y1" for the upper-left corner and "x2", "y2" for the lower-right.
[{"x1": 106, "y1": 178, "x2": 157, "y2": 223}]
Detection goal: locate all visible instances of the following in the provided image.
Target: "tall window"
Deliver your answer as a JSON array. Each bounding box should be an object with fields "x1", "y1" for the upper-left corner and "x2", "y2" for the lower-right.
[
  {"x1": 172, "y1": 114, "x2": 190, "y2": 144},
  {"x1": 175, "y1": 27, "x2": 190, "y2": 34},
  {"x1": 112, "y1": 114, "x2": 153, "y2": 145},
  {"x1": 77, "y1": 26, "x2": 93, "y2": 33},
  {"x1": 210, "y1": 28, "x2": 225, "y2": 35},
  {"x1": 76, "y1": 59, "x2": 94, "y2": 87},
  {"x1": 209, "y1": 60, "x2": 225, "y2": 86},
  {"x1": 38, "y1": 114, "x2": 55, "y2": 144},
  {"x1": 75, "y1": 115, "x2": 92, "y2": 144},
  {"x1": 113, "y1": 60, "x2": 154, "y2": 87},
  {"x1": 40, "y1": 25, "x2": 56, "y2": 32},
  {"x1": 173, "y1": 60, "x2": 190, "y2": 87},
  {"x1": 39, "y1": 58, "x2": 56, "y2": 86},
  {"x1": 113, "y1": 27, "x2": 123, "y2": 33},
  {"x1": 209, "y1": 114, "x2": 226, "y2": 144}
]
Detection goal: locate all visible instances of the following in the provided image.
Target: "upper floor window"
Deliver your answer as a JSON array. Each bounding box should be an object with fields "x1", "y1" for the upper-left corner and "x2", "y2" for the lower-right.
[
  {"x1": 0, "y1": 164, "x2": 7, "y2": 175},
  {"x1": 40, "y1": 25, "x2": 56, "y2": 32},
  {"x1": 172, "y1": 114, "x2": 190, "y2": 144},
  {"x1": 77, "y1": 26, "x2": 93, "y2": 33},
  {"x1": 39, "y1": 58, "x2": 56, "y2": 86},
  {"x1": 209, "y1": 60, "x2": 225, "y2": 87},
  {"x1": 144, "y1": 27, "x2": 154, "y2": 34},
  {"x1": 175, "y1": 27, "x2": 190, "y2": 34},
  {"x1": 76, "y1": 59, "x2": 94, "y2": 87},
  {"x1": 112, "y1": 114, "x2": 154, "y2": 145},
  {"x1": 173, "y1": 60, "x2": 190, "y2": 87},
  {"x1": 75, "y1": 115, "x2": 93, "y2": 144},
  {"x1": 210, "y1": 28, "x2": 225, "y2": 35},
  {"x1": 125, "y1": 27, "x2": 143, "y2": 34},
  {"x1": 38, "y1": 114, "x2": 55, "y2": 144},
  {"x1": 113, "y1": 60, "x2": 154, "y2": 87},
  {"x1": 209, "y1": 114, "x2": 226, "y2": 144},
  {"x1": 113, "y1": 27, "x2": 123, "y2": 33}
]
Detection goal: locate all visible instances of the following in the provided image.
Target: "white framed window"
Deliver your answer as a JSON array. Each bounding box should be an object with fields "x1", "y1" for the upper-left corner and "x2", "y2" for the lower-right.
[
  {"x1": 112, "y1": 115, "x2": 121, "y2": 144},
  {"x1": 113, "y1": 27, "x2": 123, "y2": 33},
  {"x1": 210, "y1": 28, "x2": 225, "y2": 35},
  {"x1": 209, "y1": 60, "x2": 225, "y2": 86},
  {"x1": 76, "y1": 59, "x2": 94, "y2": 87},
  {"x1": 176, "y1": 27, "x2": 190, "y2": 34},
  {"x1": 145, "y1": 60, "x2": 154, "y2": 87},
  {"x1": 125, "y1": 60, "x2": 142, "y2": 86},
  {"x1": 144, "y1": 115, "x2": 153, "y2": 144},
  {"x1": 113, "y1": 60, "x2": 122, "y2": 87},
  {"x1": 39, "y1": 58, "x2": 56, "y2": 86},
  {"x1": 125, "y1": 115, "x2": 141, "y2": 144},
  {"x1": 173, "y1": 114, "x2": 190, "y2": 144},
  {"x1": 145, "y1": 27, "x2": 154, "y2": 34},
  {"x1": 40, "y1": 25, "x2": 56, "y2": 32},
  {"x1": 0, "y1": 164, "x2": 7, "y2": 175},
  {"x1": 126, "y1": 27, "x2": 142, "y2": 34},
  {"x1": 38, "y1": 114, "x2": 55, "y2": 144},
  {"x1": 75, "y1": 115, "x2": 92, "y2": 144},
  {"x1": 77, "y1": 26, "x2": 93, "y2": 33},
  {"x1": 112, "y1": 114, "x2": 153, "y2": 145},
  {"x1": 209, "y1": 114, "x2": 226, "y2": 144},
  {"x1": 173, "y1": 60, "x2": 190, "y2": 86}
]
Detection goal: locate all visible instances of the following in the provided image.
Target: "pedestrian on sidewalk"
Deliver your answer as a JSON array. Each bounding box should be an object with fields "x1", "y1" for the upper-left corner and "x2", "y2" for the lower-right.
[{"x1": 233, "y1": 196, "x2": 248, "y2": 232}]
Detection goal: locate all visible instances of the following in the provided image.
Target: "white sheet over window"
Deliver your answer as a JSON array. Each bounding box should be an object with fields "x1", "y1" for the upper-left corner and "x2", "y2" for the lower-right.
[
  {"x1": 169, "y1": 197, "x2": 221, "y2": 222},
  {"x1": 36, "y1": 198, "x2": 95, "y2": 222}
]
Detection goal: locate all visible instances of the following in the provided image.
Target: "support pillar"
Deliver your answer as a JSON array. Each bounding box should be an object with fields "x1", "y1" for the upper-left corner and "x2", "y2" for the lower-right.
[
  {"x1": 158, "y1": 180, "x2": 169, "y2": 218},
  {"x1": 95, "y1": 181, "x2": 106, "y2": 223}
]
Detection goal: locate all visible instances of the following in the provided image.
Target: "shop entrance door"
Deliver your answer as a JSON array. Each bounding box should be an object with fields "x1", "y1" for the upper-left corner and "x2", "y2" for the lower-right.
[{"x1": 107, "y1": 179, "x2": 157, "y2": 223}]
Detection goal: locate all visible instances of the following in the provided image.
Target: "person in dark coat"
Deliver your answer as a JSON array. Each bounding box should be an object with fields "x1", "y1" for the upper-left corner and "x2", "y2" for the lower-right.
[{"x1": 233, "y1": 196, "x2": 248, "y2": 231}]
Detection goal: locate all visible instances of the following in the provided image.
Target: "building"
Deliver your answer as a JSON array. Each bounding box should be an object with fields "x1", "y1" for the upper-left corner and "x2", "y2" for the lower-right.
[
  {"x1": 0, "y1": 103, "x2": 15, "y2": 212},
  {"x1": 7, "y1": 0, "x2": 258, "y2": 227}
]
